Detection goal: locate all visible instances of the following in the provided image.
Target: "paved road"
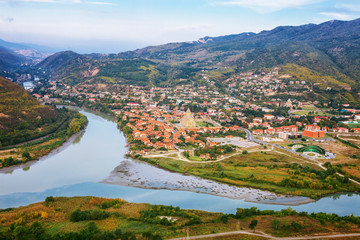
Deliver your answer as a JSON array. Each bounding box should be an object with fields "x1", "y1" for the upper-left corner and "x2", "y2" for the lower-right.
[{"x1": 167, "y1": 230, "x2": 360, "y2": 240}]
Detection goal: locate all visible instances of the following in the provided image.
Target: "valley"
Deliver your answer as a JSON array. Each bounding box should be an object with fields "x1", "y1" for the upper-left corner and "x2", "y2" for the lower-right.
[{"x1": 1, "y1": 17, "x2": 360, "y2": 239}]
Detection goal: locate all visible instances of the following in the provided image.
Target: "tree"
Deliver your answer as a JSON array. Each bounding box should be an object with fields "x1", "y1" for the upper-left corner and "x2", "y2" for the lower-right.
[
  {"x1": 249, "y1": 219, "x2": 258, "y2": 232},
  {"x1": 45, "y1": 196, "x2": 55, "y2": 206},
  {"x1": 22, "y1": 152, "x2": 31, "y2": 161}
]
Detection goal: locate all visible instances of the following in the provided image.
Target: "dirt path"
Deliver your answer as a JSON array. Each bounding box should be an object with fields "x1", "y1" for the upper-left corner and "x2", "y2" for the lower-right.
[{"x1": 146, "y1": 147, "x2": 274, "y2": 163}]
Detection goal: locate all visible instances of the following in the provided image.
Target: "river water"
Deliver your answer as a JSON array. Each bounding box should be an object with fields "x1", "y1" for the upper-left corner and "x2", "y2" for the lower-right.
[{"x1": 0, "y1": 109, "x2": 359, "y2": 216}]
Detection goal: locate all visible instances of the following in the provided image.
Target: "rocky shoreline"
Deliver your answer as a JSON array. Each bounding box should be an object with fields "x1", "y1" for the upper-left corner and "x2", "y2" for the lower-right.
[{"x1": 102, "y1": 159, "x2": 314, "y2": 206}]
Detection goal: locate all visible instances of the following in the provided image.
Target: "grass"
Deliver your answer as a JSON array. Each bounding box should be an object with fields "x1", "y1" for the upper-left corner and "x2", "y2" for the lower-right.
[
  {"x1": 292, "y1": 110, "x2": 332, "y2": 116},
  {"x1": 189, "y1": 156, "x2": 206, "y2": 161},
  {"x1": 347, "y1": 123, "x2": 360, "y2": 128},
  {"x1": 196, "y1": 121, "x2": 214, "y2": 127},
  {"x1": 99, "y1": 76, "x2": 116, "y2": 83},
  {"x1": 145, "y1": 149, "x2": 359, "y2": 199}
]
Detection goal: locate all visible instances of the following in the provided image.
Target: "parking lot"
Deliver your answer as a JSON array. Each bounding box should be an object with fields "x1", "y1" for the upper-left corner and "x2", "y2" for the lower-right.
[{"x1": 210, "y1": 137, "x2": 259, "y2": 148}]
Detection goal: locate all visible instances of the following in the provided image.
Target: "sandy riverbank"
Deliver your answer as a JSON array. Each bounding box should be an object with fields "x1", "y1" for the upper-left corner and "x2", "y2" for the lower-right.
[{"x1": 102, "y1": 159, "x2": 314, "y2": 206}]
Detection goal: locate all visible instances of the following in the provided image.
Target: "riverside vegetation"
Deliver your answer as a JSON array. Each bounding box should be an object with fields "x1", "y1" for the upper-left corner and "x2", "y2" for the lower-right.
[
  {"x1": 0, "y1": 108, "x2": 88, "y2": 168},
  {"x1": 1, "y1": 196, "x2": 360, "y2": 240}
]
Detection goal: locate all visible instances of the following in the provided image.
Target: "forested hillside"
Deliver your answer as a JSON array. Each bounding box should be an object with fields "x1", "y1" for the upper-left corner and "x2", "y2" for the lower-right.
[{"x1": 0, "y1": 77, "x2": 69, "y2": 147}]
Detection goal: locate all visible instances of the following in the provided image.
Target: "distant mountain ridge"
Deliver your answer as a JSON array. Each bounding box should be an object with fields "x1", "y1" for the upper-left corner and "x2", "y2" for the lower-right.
[
  {"x1": 0, "y1": 46, "x2": 28, "y2": 71},
  {"x1": 36, "y1": 18, "x2": 360, "y2": 99},
  {"x1": 0, "y1": 38, "x2": 56, "y2": 63}
]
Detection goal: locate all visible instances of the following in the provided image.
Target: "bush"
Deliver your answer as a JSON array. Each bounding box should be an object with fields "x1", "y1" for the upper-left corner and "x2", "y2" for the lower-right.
[
  {"x1": 44, "y1": 196, "x2": 55, "y2": 206},
  {"x1": 271, "y1": 219, "x2": 281, "y2": 230},
  {"x1": 69, "y1": 209, "x2": 110, "y2": 222}
]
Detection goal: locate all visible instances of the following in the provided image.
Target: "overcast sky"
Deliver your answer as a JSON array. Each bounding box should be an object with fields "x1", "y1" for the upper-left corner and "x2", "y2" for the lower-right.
[{"x1": 1, "y1": 0, "x2": 360, "y2": 53}]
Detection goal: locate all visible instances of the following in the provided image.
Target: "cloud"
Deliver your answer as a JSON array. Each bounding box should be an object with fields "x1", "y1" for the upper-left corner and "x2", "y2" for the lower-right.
[
  {"x1": 0, "y1": 0, "x2": 114, "y2": 5},
  {"x1": 87, "y1": 1, "x2": 114, "y2": 5},
  {"x1": 335, "y1": 3, "x2": 360, "y2": 13},
  {"x1": 4, "y1": 17, "x2": 14, "y2": 22},
  {"x1": 214, "y1": 0, "x2": 323, "y2": 13},
  {"x1": 0, "y1": 0, "x2": 56, "y2": 2},
  {"x1": 319, "y1": 12, "x2": 354, "y2": 21}
]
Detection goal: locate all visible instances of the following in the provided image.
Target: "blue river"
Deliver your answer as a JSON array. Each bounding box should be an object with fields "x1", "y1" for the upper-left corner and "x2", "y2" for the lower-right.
[{"x1": 0, "y1": 109, "x2": 359, "y2": 216}]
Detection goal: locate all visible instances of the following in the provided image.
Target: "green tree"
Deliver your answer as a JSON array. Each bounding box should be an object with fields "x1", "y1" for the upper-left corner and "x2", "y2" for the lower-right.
[
  {"x1": 249, "y1": 219, "x2": 258, "y2": 232},
  {"x1": 22, "y1": 152, "x2": 31, "y2": 161}
]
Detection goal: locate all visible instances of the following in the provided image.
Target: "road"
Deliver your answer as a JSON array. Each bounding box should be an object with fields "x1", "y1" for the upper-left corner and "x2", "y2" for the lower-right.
[{"x1": 167, "y1": 230, "x2": 360, "y2": 240}]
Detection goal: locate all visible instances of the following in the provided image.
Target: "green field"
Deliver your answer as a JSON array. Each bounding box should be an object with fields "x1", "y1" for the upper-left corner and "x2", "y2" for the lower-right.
[{"x1": 143, "y1": 149, "x2": 359, "y2": 199}]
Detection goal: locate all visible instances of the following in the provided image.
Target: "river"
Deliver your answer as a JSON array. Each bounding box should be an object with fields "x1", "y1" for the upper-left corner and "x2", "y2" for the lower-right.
[{"x1": 0, "y1": 109, "x2": 359, "y2": 216}]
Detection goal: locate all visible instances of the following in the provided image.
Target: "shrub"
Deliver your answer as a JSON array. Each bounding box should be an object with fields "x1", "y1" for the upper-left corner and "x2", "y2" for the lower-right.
[
  {"x1": 69, "y1": 209, "x2": 110, "y2": 222},
  {"x1": 44, "y1": 196, "x2": 55, "y2": 206}
]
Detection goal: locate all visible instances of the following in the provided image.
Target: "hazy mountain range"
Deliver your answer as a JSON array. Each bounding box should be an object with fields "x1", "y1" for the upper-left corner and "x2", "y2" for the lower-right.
[{"x1": 2, "y1": 18, "x2": 360, "y2": 96}]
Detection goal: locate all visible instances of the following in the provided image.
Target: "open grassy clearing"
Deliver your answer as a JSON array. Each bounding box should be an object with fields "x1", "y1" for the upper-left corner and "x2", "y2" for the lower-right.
[{"x1": 292, "y1": 110, "x2": 332, "y2": 116}]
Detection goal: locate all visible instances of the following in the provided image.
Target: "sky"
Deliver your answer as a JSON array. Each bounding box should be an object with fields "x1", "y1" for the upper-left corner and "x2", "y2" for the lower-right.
[{"x1": 1, "y1": 0, "x2": 360, "y2": 53}]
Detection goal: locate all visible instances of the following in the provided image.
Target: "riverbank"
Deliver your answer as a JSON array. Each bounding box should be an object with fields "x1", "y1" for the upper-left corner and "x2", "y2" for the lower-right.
[
  {"x1": 0, "y1": 129, "x2": 85, "y2": 174},
  {"x1": 0, "y1": 109, "x2": 88, "y2": 169},
  {"x1": 102, "y1": 159, "x2": 313, "y2": 206}
]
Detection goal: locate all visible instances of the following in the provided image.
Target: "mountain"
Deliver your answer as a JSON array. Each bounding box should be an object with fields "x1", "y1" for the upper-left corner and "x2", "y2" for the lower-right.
[
  {"x1": 37, "y1": 50, "x2": 82, "y2": 72},
  {"x1": 38, "y1": 18, "x2": 360, "y2": 95},
  {"x1": 0, "y1": 77, "x2": 68, "y2": 147},
  {"x1": 119, "y1": 19, "x2": 360, "y2": 74},
  {"x1": 0, "y1": 46, "x2": 28, "y2": 71},
  {"x1": 0, "y1": 38, "x2": 55, "y2": 62},
  {"x1": 37, "y1": 50, "x2": 198, "y2": 87}
]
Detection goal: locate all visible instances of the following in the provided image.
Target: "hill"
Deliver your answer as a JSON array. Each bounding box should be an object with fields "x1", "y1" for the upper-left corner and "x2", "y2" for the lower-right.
[
  {"x1": 0, "y1": 46, "x2": 27, "y2": 71},
  {"x1": 37, "y1": 18, "x2": 360, "y2": 102},
  {"x1": 37, "y1": 51, "x2": 198, "y2": 87},
  {"x1": 0, "y1": 77, "x2": 69, "y2": 147},
  {"x1": 0, "y1": 38, "x2": 55, "y2": 62}
]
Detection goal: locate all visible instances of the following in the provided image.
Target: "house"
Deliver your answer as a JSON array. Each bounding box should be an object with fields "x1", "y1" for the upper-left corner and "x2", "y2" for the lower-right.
[
  {"x1": 337, "y1": 127, "x2": 349, "y2": 133},
  {"x1": 353, "y1": 128, "x2": 360, "y2": 133},
  {"x1": 265, "y1": 128, "x2": 275, "y2": 135},
  {"x1": 283, "y1": 125, "x2": 298, "y2": 133},
  {"x1": 165, "y1": 143, "x2": 175, "y2": 149},
  {"x1": 253, "y1": 117, "x2": 263, "y2": 123},
  {"x1": 127, "y1": 102, "x2": 140, "y2": 107},
  {"x1": 314, "y1": 116, "x2": 329, "y2": 123},
  {"x1": 302, "y1": 130, "x2": 325, "y2": 138},
  {"x1": 264, "y1": 114, "x2": 275, "y2": 120},
  {"x1": 207, "y1": 109, "x2": 217, "y2": 116},
  {"x1": 154, "y1": 142, "x2": 165, "y2": 149},
  {"x1": 253, "y1": 129, "x2": 264, "y2": 135},
  {"x1": 305, "y1": 125, "x2": 321, "y2": 131}
]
